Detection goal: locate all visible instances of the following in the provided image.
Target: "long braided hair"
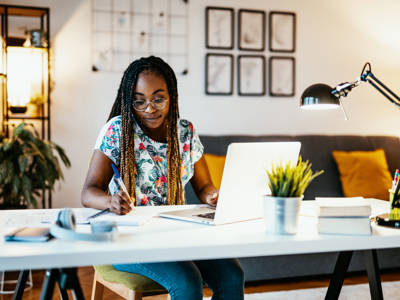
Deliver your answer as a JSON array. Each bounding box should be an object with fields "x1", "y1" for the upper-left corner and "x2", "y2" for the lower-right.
[{"x1": 108, "y1": 56, "x2": 183, "y2": 205}]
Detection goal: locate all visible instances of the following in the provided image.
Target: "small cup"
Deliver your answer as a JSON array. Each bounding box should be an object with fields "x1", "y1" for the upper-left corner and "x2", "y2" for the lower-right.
[
  {"x1": 90, "y1": 220, "x2": 117, "y2": 233},
  {"x1": 389, "y1": 189, "x2": 400, "y2": 220}
]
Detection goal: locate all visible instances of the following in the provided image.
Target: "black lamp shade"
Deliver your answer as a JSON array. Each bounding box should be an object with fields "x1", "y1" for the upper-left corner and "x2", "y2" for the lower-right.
[{"x1": 300, "y1": 84, "x2": 340, "y2": 110}]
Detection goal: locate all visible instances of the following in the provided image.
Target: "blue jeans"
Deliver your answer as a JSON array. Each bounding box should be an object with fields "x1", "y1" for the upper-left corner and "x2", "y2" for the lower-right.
[{"x1": 113, "y1": 258, "x2": 244, "y2": 300}]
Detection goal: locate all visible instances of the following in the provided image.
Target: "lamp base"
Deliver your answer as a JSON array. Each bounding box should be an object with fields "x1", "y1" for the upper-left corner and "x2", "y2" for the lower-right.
[{"x1": 10, "y1": 106, "x2": 27, "y2": 114}]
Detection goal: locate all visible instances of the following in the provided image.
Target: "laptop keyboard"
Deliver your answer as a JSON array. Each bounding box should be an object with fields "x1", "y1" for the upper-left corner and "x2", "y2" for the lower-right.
[{"x1": 195, "y1": 212, "x2": 215, "y2": 219}]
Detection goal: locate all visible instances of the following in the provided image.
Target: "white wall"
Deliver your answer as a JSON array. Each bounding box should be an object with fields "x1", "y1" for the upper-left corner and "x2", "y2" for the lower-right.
[{"x1": 2, "y1": 0, "x2": 400, "y2": 207}]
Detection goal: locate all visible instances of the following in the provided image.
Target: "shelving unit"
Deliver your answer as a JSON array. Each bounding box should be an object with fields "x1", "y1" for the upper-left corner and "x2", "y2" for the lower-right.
[
  {"x1": 0, "y1": 4, "x2": 52, "y2": 208},
  {"x1": 0, "y1": 4, "x2": 51, "y2": 141}
]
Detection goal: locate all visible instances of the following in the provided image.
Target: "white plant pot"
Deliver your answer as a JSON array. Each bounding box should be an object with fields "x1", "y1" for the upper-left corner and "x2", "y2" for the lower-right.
[{"x1": 263, "y1": 195, "x2": 303, "y2": 235}]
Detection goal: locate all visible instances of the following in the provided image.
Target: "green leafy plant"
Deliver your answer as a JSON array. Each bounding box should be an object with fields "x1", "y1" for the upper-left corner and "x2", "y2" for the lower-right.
[
  {"x1": 266, "y1": 156, "x2": 324, "y2": 197},
  {"x1": 0, "y1": 123, "x2": 71, "y2": 208}
]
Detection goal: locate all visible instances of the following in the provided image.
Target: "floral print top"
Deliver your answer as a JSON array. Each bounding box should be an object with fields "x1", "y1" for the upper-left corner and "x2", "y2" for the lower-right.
[{"x1": 94, "y1": 116, "x2": 204, "y2": 206}]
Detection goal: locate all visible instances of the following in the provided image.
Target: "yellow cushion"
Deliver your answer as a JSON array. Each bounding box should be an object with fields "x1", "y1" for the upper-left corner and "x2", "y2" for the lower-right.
[
  {"x1": 94, "y1": 265, "x2": 165, "y2": 292},
  {"x1": 332, "y1": 149, "x2": 392, "y2": 200},
  {"x1": 204, "y1": 154, "x2": 226, "y2": 189}
]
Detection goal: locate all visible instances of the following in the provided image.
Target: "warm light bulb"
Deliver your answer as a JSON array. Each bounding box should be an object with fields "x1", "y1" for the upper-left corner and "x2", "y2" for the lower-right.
[{"x1": 7, "y1": 46, "x2": 47, "y2": 107}]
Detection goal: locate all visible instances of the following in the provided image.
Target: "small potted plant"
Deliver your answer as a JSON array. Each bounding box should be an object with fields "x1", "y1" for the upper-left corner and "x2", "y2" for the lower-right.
[
  {"x1": 264, "y1": 156, "x2": 323, "y2": 234},
  {"x1": 28, "y1": 94, "x2": 46, "y2": 116},
  {"x1": 0, "y1": 123, "x2": 71, "y2": 209}
]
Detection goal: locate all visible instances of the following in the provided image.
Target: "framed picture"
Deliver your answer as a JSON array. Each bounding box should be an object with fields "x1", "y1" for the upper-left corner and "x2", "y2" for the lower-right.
[
  {"x1": 205, "y1": 7, "x2": 234, "y2": 50},
  {"x1": 269, "y1": 56, "x2": 295, "y2": 97},
  {"x1": 269, "y1": 11, "x2": 296, "y2": 53},
  {"x1": 238, "y1": 55, "x2": 265, "y2": 96},
  {"x1": 238, "y1": 9, "x2": 265, "y2": 51},
  {"x1": 205, "y1": 53, "x2": 233, "y2": 95}
]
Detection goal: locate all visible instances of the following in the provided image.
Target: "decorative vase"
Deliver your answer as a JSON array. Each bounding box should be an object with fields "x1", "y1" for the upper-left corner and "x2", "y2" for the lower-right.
[
  {"x1": 27, "y1": 103, "x2": 42, "y2": 117},
  {"x1": 263, "y1": 195, "x2": 303, "y2": 235}
]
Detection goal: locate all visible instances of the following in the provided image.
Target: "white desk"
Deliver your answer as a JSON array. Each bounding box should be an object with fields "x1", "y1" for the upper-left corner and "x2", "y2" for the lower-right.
[
  {"x1": 0, "y1": 199, "x2": 399, "y2": 300},
  {"x1": 0, "y1": 199, "x2": 399, "y2": 270}
]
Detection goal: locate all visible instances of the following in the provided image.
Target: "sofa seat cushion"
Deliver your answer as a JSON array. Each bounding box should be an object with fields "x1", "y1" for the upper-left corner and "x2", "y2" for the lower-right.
[{"x1": 332, "y1": 149, "x2": 392, "y2": 200}]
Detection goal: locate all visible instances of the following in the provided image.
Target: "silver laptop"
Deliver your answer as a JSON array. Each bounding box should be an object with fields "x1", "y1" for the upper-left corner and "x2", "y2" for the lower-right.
[{"x1": 159, "y1": 142, "x2": 301, "y2": 225}]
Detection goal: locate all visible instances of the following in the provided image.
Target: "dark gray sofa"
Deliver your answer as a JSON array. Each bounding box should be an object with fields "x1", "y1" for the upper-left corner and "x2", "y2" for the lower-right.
[{"x1": 185, "y1": 135, "x2": 400, "y2": 281}]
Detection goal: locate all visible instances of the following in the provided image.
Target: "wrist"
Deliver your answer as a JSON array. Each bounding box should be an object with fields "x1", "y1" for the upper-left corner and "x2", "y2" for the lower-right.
[{"x1": 106, "y1": 195, "x2": 113, "y2": 210}]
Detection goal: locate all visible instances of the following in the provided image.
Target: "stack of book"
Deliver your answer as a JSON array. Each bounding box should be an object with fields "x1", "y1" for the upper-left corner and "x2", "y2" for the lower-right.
[{"x1": 316, "y1": 197, "x2": 372, "y2": 235}]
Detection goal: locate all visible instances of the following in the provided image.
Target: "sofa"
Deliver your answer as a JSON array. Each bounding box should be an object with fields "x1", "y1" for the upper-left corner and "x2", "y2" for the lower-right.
[{"x1": 185, "y1": 135, "x2": 400, "y2": 282}]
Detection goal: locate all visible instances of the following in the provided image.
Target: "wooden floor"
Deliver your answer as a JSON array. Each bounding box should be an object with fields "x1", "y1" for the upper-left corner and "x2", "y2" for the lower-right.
[{"x1": 1, "y1": 267, "x2": 400, "y2": 299}]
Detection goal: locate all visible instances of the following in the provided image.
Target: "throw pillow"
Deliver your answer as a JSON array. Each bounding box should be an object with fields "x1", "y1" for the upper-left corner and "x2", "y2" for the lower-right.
[
  {"x1": 332, "y1": 149, "x2": 392, "y2": 200},
  {"x1": 204, "y1": 154, "x2": 226, "y2": 189}
]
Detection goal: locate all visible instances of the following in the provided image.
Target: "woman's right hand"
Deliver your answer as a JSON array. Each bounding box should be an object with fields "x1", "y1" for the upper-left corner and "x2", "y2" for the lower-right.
[{"x1": 109, "y1": 190, "x2": 133, "y2": 215}]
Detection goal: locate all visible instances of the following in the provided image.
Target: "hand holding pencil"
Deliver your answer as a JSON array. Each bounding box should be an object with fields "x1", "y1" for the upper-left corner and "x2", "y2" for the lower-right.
[{"x1": 110, "y1": 164, "x2": 135, "y2": 215}]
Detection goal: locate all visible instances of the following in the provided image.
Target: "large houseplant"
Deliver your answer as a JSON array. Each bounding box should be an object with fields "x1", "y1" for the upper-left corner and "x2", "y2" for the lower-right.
[
  {"x1": 0, "y1": 123, "x2": 71, "y2": 208},
  {"x1": 264, "y1": 157, "x2": 323, "y2": 234}
]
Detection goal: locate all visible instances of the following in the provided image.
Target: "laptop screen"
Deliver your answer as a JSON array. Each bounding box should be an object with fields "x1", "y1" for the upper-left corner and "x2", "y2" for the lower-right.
[{"x1": 214, "y1": 142, "x2": 301, "y2": 224}]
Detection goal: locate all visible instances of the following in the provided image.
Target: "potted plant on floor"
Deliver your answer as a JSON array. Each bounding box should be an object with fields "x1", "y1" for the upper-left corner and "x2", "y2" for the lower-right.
[
  {"x1": 0, "y1": 123, "x2": 71, "y2": 209},
  {"x1": 264, "y1": 157, "x2": 323, "y2": 234}
]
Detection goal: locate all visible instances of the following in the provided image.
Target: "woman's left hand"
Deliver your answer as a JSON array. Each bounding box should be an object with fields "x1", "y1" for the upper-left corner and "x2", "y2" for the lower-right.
[
  {"x1": 191, "y1": 156, "x2": 219, "y2": 207},
  {"x1": 204, "y1": 186, "x2": 219, "y2": 207}
]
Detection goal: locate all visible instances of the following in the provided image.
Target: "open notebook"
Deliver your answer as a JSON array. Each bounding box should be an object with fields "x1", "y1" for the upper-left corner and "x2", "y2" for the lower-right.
[
  {"x1": 90, "y1": 212, "x2": 152, "y2": 226},
  {"x1": 4, "y1": 209, "x2": 154, "y2": 227}
]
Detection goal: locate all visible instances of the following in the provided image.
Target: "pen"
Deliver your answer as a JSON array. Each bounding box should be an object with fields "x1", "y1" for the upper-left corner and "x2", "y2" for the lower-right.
[
  {"x1": 392, "y1": 169, "x2": 399, "y2": 190},
  {"x1": 111, "y1": 163, "x2": 134, "y2": 207},
  {"x1": 88, "y1": 208, "x2": 110, "y2": 220}
]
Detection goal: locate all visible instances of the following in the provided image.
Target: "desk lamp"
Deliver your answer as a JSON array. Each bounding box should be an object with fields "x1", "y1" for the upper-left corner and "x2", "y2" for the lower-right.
[{"x1": 300, "y1": 62, "x2": 400, "y2": 119}]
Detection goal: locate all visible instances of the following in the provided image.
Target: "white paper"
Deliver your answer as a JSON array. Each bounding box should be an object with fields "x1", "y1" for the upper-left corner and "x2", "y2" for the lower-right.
[{"x1": 92, "y1": 213, "x2": 153, "y2": 226}]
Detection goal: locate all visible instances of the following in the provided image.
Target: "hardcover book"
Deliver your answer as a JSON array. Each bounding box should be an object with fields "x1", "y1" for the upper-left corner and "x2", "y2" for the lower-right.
[
  {"x1": 315, "y1": 197, "x2": 371, "y2": 217},
  {"x1": 318, "y1": 216, "x2": 372, "y2": 235}
]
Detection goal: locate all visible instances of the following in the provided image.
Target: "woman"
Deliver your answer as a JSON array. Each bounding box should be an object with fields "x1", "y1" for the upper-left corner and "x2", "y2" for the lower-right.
[{"x1": 81, "y1": 56, "x2": 244, "y2": 300}]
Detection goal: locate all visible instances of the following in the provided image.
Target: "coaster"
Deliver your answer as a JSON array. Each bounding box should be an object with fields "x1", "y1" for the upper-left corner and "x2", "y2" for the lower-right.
[{"x1": 374, "y1": 213, "x2": 400, "y2": 229}]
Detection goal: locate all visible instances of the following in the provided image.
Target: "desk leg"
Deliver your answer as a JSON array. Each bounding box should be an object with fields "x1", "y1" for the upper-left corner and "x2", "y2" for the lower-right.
[
  {"x1": 325, "y1": 251, "x2": 353, "y2": 300},
  {"x1": 58, "y1": 281, "x2": 70, "y2": 300},
  {"x1": 365, "y1": 249, "x2": 383, "y2": 300},
  {"x1": 12, "y1": 270, "x2": 29, "y2": 300},
  {"x1": 40, "y1": 269, "x2": 58, "y2": 300},
  {"x1": 58, "y1": 268, "x2": 85, "y2": 300},
  {"x1": 40, "y1": 268, "x2": 85, "y2": 300}
]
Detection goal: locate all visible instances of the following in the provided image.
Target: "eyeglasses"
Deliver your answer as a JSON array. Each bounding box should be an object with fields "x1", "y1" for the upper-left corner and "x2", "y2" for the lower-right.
[{"x1": 132, "y1": 98, "x2": 168, "y2": 112}]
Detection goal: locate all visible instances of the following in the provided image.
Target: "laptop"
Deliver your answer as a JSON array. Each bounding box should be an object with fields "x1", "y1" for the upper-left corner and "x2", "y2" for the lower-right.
[{"x1": 159, "y1": 142, "x2": 301, "y2": 225}]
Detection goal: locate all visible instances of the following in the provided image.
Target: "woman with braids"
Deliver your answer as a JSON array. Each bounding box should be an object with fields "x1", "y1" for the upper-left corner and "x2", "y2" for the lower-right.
[{"x1": 81, "y1": 56, "x2": 244, "y2": 300}]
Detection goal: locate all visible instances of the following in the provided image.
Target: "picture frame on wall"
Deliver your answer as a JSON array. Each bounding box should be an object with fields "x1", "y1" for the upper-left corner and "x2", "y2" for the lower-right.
[
  {"x1": 269, "y1": 56, "x2": 295, "y2": 97},
  {"x1": 205, "y1": 53, "x2": 234, "y2": 95},
  {"x1": 269, "y1": 11, "x2": 296, "y2": 53},
  {"x1": 205, "y1": 7, "x2": 234, "y2": 50},
  {"x1": 238, "y1": 55, "x2": 265, "y2": 96},
  {"x1": 238, "y1": 9, "x2": 265, "y2": 51}
]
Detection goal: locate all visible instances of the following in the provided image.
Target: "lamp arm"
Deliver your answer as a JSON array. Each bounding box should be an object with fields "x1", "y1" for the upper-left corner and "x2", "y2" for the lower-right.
[
  {"x1": 361, "y1": 71, "x2": 400, "y2": 108},
  {"x1": 331, "y1": 79, "x2": 360, "y2": 98}
]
